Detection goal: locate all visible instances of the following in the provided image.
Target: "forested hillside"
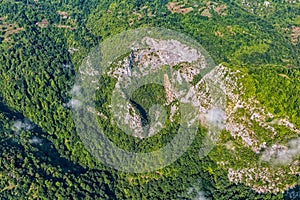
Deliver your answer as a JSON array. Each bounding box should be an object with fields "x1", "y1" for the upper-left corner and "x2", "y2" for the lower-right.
[{"x1": 0, "y1": 0, "x2": 299, "y2": 199}]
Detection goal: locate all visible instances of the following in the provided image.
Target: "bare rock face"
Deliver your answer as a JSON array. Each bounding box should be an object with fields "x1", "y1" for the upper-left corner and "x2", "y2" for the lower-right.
[
  {"x1": 102, "y1": 36, "x2": 300, "y2": 193},
  {"x1": 206, "y1": 65, "x2": 300, "y2": 194},
  {"x1": 107, "y1": 37, "x2": 219, "y2": 139}
]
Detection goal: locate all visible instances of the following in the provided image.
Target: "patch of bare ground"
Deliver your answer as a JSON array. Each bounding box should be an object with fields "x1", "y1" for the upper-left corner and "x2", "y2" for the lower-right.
[
  {"x1": 214, "y1": 4, "x2": 227, "y2": 16},
  {"x1": 291, "y1": 26, "x2": 300, "y2": 44},
  {"x1": 0, "y1": 16, "x2": 8, "y2": 21},
  {"x1": 4, "y1": 27, "x2": 24, "y2": 39},
  {"x1": 129, "y1": 9, "x2": 143, "y2": 26},
  {"x1": 36, "y1": 19, "x2": 49, "y2": 28},
  {"x1": 55, "y1": 24, "x2": 76, "y2": 30},
  {"x1": 199, "y1": 2, "x2": 227, "y2": 18},
  {"x1": 279, "y1": 74, "x2": 290, "y2": 79},
  {"x1": 132, "y1": 9, "x2": 143, "y2": 20},
  {"x1": 228, "y1": 164, "x2": 299, "y2": 194},
  {"x1": 227, "y1": 26, "x2": 236, "y2": 35},
  {"x1": 164, "y1": 74, "x2": 174, "y2": 104},
  {"x1": 57, "y1": 11, "x2": 69, "y2": 19},
  {"x1": 167, "y1": 2, "x2": 194, "y2": 15},
  {"x1": 200, "y1": 8, "x2": 212, "y2": 18},
  {"x1": 214, "y1": 31, "x2": 224, "y2": 37},
  {"x1": 128, "y1": 6, "x2": 155, "y2": 26},
  {"x1": 0, "y1": 18, "x2": 24, "y2": 41},
  {"x1": 68, "y1": 47, "x2": 79, "y2": 54}
]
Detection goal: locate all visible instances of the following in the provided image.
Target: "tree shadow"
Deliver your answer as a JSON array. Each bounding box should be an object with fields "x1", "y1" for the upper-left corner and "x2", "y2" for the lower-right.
[{"x1": 0, "y1": 99, "x2": 86, "y2": 176}]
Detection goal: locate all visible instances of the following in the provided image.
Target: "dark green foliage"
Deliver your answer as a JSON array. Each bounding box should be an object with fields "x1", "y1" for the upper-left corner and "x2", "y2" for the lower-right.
[{"x1": 0, "y1": 0, "x2": 299, "y2": 199}]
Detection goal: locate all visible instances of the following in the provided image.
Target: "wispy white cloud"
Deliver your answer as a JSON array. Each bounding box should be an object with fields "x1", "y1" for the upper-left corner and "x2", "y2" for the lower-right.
[
  {"x1": 29, "y1": 136, "x2": 42, "y2": 145},
  {"x1": 260, "y1": 138, "x2": 300, "y2": 165},
  {"x1": 11, "y1": 119, "x2": 34, "y2": 132},
  {"x1": 70, "y1": 84, "x2": 81, "y2": 96},
  {"x1": 206, "y1": 107, "x2": 226, "y2": 130},
  {"x1": 63, "y1": 99, "x2": 82, "y2": 109},
  {"x1": 196, "y1": 191, "x2": 208, "y2": 200}
]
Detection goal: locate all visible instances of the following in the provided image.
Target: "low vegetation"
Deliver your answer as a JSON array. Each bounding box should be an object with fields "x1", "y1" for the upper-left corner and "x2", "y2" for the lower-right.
[{"x1": 0, "y1": 0, "x2": 299, "y2": 199}]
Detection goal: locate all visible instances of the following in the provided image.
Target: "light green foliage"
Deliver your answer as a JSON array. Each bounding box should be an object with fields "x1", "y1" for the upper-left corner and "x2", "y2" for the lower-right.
[{"x1": 0, "y1": 0, "x2": 299, "y2": 199}]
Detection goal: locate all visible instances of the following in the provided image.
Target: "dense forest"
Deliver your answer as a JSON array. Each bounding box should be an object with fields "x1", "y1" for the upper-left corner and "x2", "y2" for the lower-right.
[{"x1": 0, "y1": 0, "x2": 299, "y2": 199}]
